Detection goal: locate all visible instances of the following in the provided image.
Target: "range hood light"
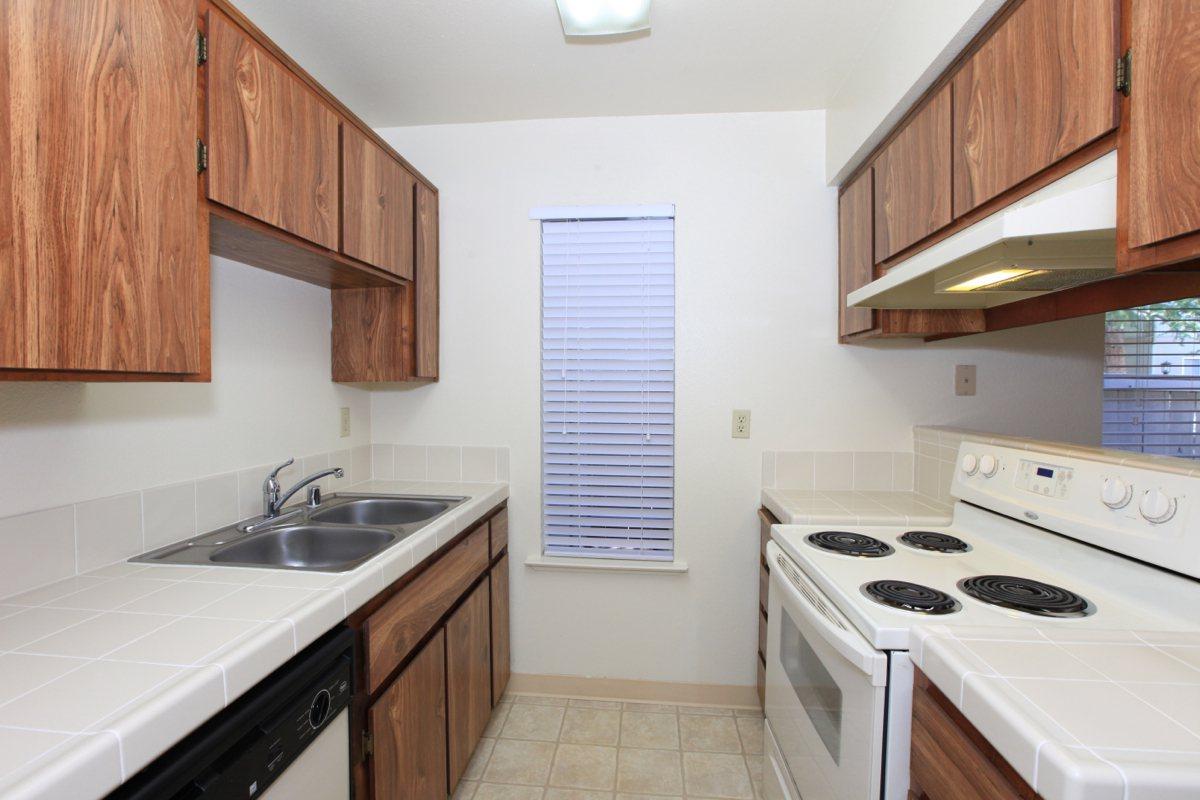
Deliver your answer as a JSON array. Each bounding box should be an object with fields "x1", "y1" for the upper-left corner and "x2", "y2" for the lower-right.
[
  {"x1": 556, "y1": 0, "x2": 651, "y2": 36},
  {"x1": 942, "y1": 268, "x2": 1046, "y2": 293}
]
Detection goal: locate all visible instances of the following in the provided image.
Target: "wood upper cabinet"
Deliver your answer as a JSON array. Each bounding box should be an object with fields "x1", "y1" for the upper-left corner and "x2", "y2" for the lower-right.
[
  {"x1": 838, "y1": 170, "x2": 875, "y2": 338},
  {"x1": 874, "y1": 85, "x2": 952, "y2": 262},
  {"x1": 491, "y1": 554, "x2": 511, "y2": 703},
  {"x1": 0, "y1": 0, "x2": 203, "y2": 374},
  {"x1": 342, "y1": 126, "x2": 415, "y2": 278},
  {"x1": 369, "y1": 630, "x2": 447, "y2": 800},
  {"x1": 413, "y1": 183, "x2": 440, "y2": 379},
  {"x1": 1121, "y1": 0, "x2": 1200, "y2": 262},
  {"x1": 951, "y1": 0, "x2": 1118, "y2": 217},
  {"x1": 206, "y1": 11, "x2": 339, "y2": 250},
  {"x1": 446, "y1": 580, "x2": 492, "y2": 791}
]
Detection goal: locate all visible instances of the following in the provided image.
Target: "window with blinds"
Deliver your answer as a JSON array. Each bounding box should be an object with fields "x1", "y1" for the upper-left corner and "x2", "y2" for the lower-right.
[
  {"x1": 1104, "y1": 299, "x2": 1200, "y2": 458},
  {"x1": 537, "y1": 206, "x2": 675, "y2": 560}
]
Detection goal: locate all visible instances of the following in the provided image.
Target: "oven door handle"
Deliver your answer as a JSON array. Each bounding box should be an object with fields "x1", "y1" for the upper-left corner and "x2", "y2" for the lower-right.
[{"x1": 767, "y1": 541, "x2": 888, "y2": 686}]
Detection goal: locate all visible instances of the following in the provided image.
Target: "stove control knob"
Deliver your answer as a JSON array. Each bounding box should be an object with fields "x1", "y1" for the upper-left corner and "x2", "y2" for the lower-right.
[
  {"x1": 979, "y1": 454, "x2": 999, "y2": 478},
  {"x1": 1139, "y1": 488, "x2": 1177, "y2": 524},
  {"x1": 960, "y1": 454, "x2": 979, "y2": 475},
  {"x1": 1101, "y1": 477, "x2": 1132, "y2": 509}
]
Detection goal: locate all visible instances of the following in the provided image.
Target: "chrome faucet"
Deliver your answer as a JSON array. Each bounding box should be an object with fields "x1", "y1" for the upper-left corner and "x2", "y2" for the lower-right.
[{"x1": 262, "y1": 458, "x2": 345, "y2": 518}]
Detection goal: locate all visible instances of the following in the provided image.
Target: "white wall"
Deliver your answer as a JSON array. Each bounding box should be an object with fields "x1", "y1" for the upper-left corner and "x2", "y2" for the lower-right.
[
  {"x1": 373, "y1": 111, "x2": 1103, "y2": 689},
  {"x1": 0, "y1": 258, "x2": 371, "y2": 518},
  {"x1": 824, "y1": 0, "x2": 1003, "y2": 184}
]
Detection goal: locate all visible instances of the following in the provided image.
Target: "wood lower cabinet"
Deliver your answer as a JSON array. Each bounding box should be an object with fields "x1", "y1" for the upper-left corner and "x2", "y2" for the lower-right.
[
  {"x1": 369, "y1": 629, "x2": 447, "y2": 800},
  {"x1": 446, "y1": 579, "x2": 493, "y2": 791},
  {"x1": 206, "y1": 10, "x2": 339, "y2": 250},
  {"x1": 910, "y1": 668, "x2": 1041, "y2": 800},
  {"x1": 365, "y1": 523, "x2": 488, "y2": 693},
  {"x1": 342, "y1": 125, "x2": 416, "y2": 278},
  {"x1": 1119, "y1": 0, "x2": 1200, "y2": 269},
  {"x1": 756, "y1": 507, "x2": 776, "y2": 708},
  {"x1": 874, "y1": 84, "x2": 952, "y2": 262},
  {"x1": 357, "y1": 505, "x2": 509, "y2": 799},
  {"x1": 0, "y1": 0, "x2": 205, "y2": 376},
  {"x1": 838, "y1": 170, "x2": 875, "y2": 338},
  {"x1": 951, "y1": 0, "x2": 1118, "y2": 217},
  {"x1": 491, "y1": 554, "x2": 511, "y2": 702}
]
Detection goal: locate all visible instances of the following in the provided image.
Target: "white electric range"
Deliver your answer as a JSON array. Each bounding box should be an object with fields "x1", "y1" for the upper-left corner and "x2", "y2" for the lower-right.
[{"x1": 762, "y1": 440, "x2": 1200, "y2": 800}]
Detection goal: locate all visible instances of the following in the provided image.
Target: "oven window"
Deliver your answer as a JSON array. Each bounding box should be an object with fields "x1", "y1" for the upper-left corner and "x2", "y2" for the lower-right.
[{"x1": 781, "y1": 608, "x2": 842, "y2": 763}]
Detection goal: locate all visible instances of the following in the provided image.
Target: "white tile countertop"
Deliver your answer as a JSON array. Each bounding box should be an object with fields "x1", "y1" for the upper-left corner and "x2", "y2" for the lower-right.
[
  {"x1": 0, "y1": 479, "x2": 507, "y2": 800},
  {"x1": 913, "y1": 625, "x2": 1200, "y2": 800},
  {"x1": 761, "y1": 487, "x2": 952, "y2": 526}
]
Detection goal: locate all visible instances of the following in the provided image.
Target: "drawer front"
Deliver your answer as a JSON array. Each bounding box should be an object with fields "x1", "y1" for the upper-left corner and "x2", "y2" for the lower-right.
[
  {"x1": 366, "y1": 525, "x2": 489, "y2": 693},
  {"x1": 490, "y1": 508, "x2": 508, "y2": 558}
]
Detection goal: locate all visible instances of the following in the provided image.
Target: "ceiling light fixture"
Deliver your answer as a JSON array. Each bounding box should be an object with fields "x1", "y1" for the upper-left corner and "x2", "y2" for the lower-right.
[{"x1": 555, "y1": 0, "x2": 651, "y2": 37}]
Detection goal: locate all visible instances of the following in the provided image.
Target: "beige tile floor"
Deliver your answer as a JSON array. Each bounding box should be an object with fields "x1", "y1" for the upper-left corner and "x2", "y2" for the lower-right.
[{"x1": 453, "y1": 693, "x2": 766, "y2": 800}]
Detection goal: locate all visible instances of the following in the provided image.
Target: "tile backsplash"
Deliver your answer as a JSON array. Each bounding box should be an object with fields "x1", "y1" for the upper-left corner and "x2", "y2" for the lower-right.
[
  {"x1": 914, "y1": 426, "x2": 968, "y2": 505},
  {"x1": 370, "y1": 444, "x2": 510, "y2": 483},
  {"x1": 0, "y1": 443, "x2": 510, "y2": 601},
  {"x1": 762, "y1": 450, "x2": 916, "y2": 493},
  {"x1": 0, "y1": 445, "x2": 371, "y2": 600}
]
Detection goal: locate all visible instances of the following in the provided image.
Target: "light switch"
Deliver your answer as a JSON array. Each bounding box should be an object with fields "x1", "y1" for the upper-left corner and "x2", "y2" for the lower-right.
[
  {"x1": 955, "y1": 365, "x2": 977, "y2": 396},
  {"x1": 340, "y1": 407, "x2": 351, "y2": 437}
]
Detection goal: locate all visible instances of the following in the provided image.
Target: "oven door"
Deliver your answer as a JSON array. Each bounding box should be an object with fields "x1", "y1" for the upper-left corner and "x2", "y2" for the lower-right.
[{"x1": 764, "y1": 541, "x2": 888, "y2": 800}]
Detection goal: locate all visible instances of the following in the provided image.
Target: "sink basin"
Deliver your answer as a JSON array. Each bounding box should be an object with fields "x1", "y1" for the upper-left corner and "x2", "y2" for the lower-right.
[
  {"x1": 129, "y1": 492, "x2": 467, "y2": 572},
  {"x1": 310, "y1": 497, "x2": 450, "y2": 526},
  {"x1": 210, "y1": 525, "x2": 396, "y2": 570}
]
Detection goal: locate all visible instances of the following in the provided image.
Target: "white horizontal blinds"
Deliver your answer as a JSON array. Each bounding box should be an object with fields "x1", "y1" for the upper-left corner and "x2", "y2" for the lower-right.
[
  {"x1": 542, "y1": 213, "x2": 675, "y2": 560},
  {"x1": 1103, "y1": 300, "x2": 1200, "y2": 458}
]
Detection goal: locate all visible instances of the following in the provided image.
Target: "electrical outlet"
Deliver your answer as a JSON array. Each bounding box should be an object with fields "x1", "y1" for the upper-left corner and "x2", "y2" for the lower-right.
[
  {"x1": 339, "y1": 407, "x2": 351, "y2": 438},
  {"x1": 732, "y1": 409, "x2": 751, "y2": 439},
  {"x1": 955, "y1": 365, "x2": 977, "y2": 396}
]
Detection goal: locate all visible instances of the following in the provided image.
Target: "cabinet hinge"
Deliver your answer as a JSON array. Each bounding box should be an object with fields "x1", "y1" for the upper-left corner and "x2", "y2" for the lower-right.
[
  {"x1": 196, "y1": 31, "x2": 208, "y2": 66},
  {"x1": 196, "y1": 139, "x2": 208, "y2": 174},
  {"x1": 1116, "y1": 48, "x2": 1131, "y2": 96},
  {"x1": 362, "y1": 731, "x2": 374, "y2": 758}
]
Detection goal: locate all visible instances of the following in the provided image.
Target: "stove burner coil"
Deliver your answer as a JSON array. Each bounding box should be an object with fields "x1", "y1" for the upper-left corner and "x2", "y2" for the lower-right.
[
  {"x1": 898, "y1": 531, "x2": 971, "y2": 554},
  {"x1": 957, "y1": 575, "x2": 1093, "y2": 618},
  {"x1": 805, "y1": 531, "x2": 895, "y2": 558},
  {"x1": 861, "y1": 580, "x2": 960, "y2": 614}
]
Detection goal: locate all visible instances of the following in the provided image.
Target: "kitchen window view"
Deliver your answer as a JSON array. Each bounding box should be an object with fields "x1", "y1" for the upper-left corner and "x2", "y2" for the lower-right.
[
  {"x1": 1104, "y1": 299, "x2": 1200, "y2": 458},
  {"x1": 538, "y1": 209, "x2": 677, "y2": 560}
]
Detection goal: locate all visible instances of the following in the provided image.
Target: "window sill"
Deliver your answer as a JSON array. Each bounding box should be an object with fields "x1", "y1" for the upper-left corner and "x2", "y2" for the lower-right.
[{"x1": 524, "y1": 555, "x2": 689, "y2": 575}]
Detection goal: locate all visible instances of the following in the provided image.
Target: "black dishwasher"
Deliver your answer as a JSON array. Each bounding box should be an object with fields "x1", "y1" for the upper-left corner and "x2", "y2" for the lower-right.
[{"x1": 109, "y1": 626, "x2": 354, "y2": 800}]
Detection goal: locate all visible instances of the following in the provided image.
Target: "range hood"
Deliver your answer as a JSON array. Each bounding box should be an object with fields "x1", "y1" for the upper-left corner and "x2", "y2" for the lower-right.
[{"x1": 848, "y1": 151, "x2": 1116, "y2": 310}]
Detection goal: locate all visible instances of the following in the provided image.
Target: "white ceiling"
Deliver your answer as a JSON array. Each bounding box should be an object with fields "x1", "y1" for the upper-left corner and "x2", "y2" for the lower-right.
[{"x1": 231, "y1": 0, "x2": 896, "y2": 128}]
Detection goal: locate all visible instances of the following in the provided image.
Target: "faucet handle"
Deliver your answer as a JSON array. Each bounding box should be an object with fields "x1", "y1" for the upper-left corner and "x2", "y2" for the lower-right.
[{"x1": 266, "y1": 458, "x2": 295, "y2": 481}]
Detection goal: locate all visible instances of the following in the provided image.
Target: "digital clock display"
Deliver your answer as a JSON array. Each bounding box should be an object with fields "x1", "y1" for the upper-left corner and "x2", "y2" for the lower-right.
[{"x1": 1036, "y1": 467, "x2": 1054, "y2": 478}]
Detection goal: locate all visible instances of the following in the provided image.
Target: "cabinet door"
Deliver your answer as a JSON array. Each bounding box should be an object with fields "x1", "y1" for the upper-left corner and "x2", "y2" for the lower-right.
[
  {"x1": 838, "y1": 170, "x2": 875, "y2": 338},
  {"x1": 0, "y1": 0, "x2": 202, "y2": 373},
  {"x1": 206, "y1": 11, "x2": 339, "y2": 249},
  {"x1": 1125, "y1": 1, "x2": 1200, "y2": 251},
  {"x1": 413, "y1": 183, "x2": 440, "y2": 379},
  {"x1": 952, "y1": 0, "x2": 1117, "y2": 217},
  {"x1": 370, "y1": 629, "x2": 447, "y2": 800},
  {"x1": 342, "y1": 126, "x2": 415, "y2": 278},
  {"x1": 874, "y1": 85, "x2": 952, "y2": 262},
  {"x1": 491, "y1": 554, "x2": 511, "y2": 703},
  {"x1": 446, "y1": 580, "x2": 492, "y2": 791}
]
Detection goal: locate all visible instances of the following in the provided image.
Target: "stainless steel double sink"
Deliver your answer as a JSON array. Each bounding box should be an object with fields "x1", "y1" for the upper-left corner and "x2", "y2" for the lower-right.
[{"x1": 131, "y1": 494, "x2": 467, "y2": 573}]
